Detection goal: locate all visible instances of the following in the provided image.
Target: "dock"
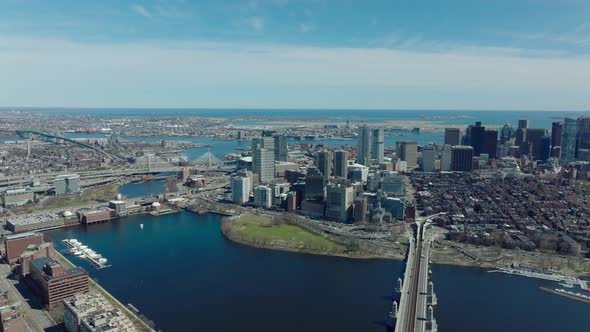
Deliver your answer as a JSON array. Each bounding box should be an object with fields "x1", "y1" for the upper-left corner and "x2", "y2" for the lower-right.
[
  {"x1": 540, "y1": 287, "x2": 590, "y2": 304},
  {"x1": 62, "y1": 239, "x2": 111, "y2": 269}
]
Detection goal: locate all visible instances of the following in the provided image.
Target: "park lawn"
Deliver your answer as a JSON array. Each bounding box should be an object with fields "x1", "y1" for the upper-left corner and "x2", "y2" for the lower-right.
[{"x1": 235, "y1": 215, "x2": 344, "y2": 252}]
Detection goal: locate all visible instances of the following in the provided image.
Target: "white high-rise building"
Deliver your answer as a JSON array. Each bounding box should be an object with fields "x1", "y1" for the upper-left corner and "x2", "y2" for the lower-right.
[
  {"x1": 254, "y1": 185, "x2": 272, "y2": 208},
  {"x1": 422, "y1": 145, "x2": 436, "y2": 172},
  {"x1": 371, "y1": 128, "x2": 384, "y2": 162},
  {"x1": 252, "y1": 136, "x2": 276, "y2": 183},
  {"x1": 325, "y1": 183, "x2": 354, "y2": 223},
  {"x1": 357, "y1": 125, "x2": 372, "y2": 166},
  {"x1": 231, "y1": 176, "x2": 251, "y2": 205}
]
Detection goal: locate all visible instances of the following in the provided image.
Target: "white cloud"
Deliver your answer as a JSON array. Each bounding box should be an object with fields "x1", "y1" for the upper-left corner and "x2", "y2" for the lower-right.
[
  {"x1": 0, "y1": 36, "x2": 589, "y2": 110},
  {"x1": 131, "y1": 4, "x2": 152, "y2": 18}
]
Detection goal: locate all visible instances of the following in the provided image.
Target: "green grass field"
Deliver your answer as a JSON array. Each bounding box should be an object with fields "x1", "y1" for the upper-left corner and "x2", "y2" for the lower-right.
[{"x1": 232, "y1": 215, "x2": 344, "y2": 252}]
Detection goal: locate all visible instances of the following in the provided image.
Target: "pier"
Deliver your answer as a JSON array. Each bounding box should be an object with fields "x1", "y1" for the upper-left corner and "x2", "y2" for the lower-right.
[{"x1": 62, "y1": 239, "x2": 111, "y2": 269}]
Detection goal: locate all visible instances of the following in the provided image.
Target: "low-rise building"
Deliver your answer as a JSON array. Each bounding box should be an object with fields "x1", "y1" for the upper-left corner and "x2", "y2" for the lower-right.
[
  {"x1": 64, "y1": 292, "x2": 133, "y2": 332},
  {"x1": 0, "y1": 290, "x2": 25, "y2": 332},
  {"x1": 80, "y1": 309, "x2": 137, "y2": 332},
  {"x1": 1, "y1": 188, "x2": 34, "y2": 208},
  {"x1": 4, "y1": 232, "x2": 44, "y2": 264}
]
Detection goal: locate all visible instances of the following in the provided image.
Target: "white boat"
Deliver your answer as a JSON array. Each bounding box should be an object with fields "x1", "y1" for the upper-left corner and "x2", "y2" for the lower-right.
[
  {"x1": 140, "y1": 223, "x2": 144, "y2": 230},
  {"x1": 79, "y1": 245, "x2": 88, "y2": 250},
  {"x1": 71, "y1": 250, "x2": 82, "y2": 255},
  {"x1": 98, "y1": 258, "x2": 108, "y2": 264},
  {"x1": 75, "y1": 252, "x2": 85, "y2": 257}
]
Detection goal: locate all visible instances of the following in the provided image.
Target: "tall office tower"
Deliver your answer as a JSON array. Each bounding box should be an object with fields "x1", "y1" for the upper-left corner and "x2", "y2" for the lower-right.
[
  {"x1": 325, "y1": 183, "x2": 354, "y2": 223},
  {"x1": 500, "y1": 124, "x2": 513, "y2": 145},
  {"x1": 421, "y1": 144, "x2": 436, "y2": 172},
  {"x1": 444, "y1": 128, "x2": 461, "y2": 146},
  {"x1": 481, "y1": 129, "x2": 498, "y2": 159},
  {"x1": 551, "y1": 121, "x2": 563, "y2": 148},
  {"x1": 469, "y1": 122, "x2": 485, "y2": 156},
  {"x1": 541, "y1": 136, "x2": 551, "y2": 161},
  {"x1": 371, "y1": 128, "x2": 384, "y2": 162},
  {"x1": 231, "y1": 176, "x2": 251, "y2": 205},
  {"x1": 526, "y1": 128, "x2": 548, "y2": 160},
  {"x1": 353, "y1": 196, "x2": 368, "y2": 223},
  {"x1": 518, "y1": 119, "x2": 529, "y2": 129},
  {"x1": 254, "y1": 185, "x2": 273, "y2": 208},
  {"x1": 576, "y1": 116, "x2": 590, "y2": 152},
  {"x1": 357, "y1": 125, "x2": 372, "y2": 165},
  {"x1": 317, "y1": 150, "x2": 333, "y2": 180},
  {"x1": 515, "y1": 119, "x2": 528, "y2": 147},
  {"x1": 304, "y1": 167, "x2": 325, "y2": 201},
  {"x1": 274, "y1": 135, "x2": 288, "y2": 161},
  {"x1": 286, "y1": 191, "x2": 297, "y2": 212},
  {"x1": 252, "y1": 136, "x2": 276, "y2": 183},
  {"x1": 463, "y1": 125, "x2": 472, "y2": 145},
  {"x1": 451, "y1": 146, "x2": 474, "y2": 171},
  {"x1": 441, "y1": 144, "x2": 452, "y2": 171},
  {"x1": 333, "y1": 150, "x2": 348, "y2": 178},
  {"x1": 396, "y1": 141, "x2": 418, "y2": 168},
  {"x1": 560, "y1": 118, "x2": 578, "y2": 165}
]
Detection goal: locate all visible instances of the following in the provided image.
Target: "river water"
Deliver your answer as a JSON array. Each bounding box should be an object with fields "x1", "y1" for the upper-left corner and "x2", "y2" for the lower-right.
[{"x1": 44, "y1": 210, "x2": 590, "y2": 332}]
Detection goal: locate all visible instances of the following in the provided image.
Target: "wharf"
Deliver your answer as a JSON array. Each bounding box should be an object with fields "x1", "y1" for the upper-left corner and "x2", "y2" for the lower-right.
[
  {"x1": 540, "y1": 287, "x2": 590, "y2": 304},
  {"x1": 149, "y1": 208, "x2": 180, "y2": 216}
]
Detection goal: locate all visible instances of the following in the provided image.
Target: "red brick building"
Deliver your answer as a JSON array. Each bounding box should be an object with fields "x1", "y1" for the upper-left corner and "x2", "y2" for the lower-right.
[
  {"x1": 29, "y1": 257, "x2": 89, "y2": 308},
  {"x1": 3, "y1": 232, "x2": 44, "y2": 264}
]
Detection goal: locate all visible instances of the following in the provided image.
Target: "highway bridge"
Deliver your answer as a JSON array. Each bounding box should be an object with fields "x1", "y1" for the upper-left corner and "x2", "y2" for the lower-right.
[
  {"x1": 15, "y1": 129, "x2": 117, "y2": 160},
  {"x1": 389, "y1": 215, "x2": 439, "y2": 332}
]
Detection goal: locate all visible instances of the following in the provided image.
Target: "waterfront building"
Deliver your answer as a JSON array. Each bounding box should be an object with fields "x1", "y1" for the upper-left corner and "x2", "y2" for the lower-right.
[
  {"x1": 274, "y1": 135, "x2": 288, "y2": 162},
  {"x1": 353, "y1": 196, "x2": 368, "y2": 223},
  {"x1": 421, "y1": 145, "x2": 436, "y2": 172},
  {"x1": 451, "y1": 146, "x2": 474, "y2": 171},
  {"x1": 333, "y1": 150, "x2": 348, "y2": 178},
  {"x1": 560, "y1": 118, "x2": 578, "y2": 165},
  {"x1": 254, "y1": 185, "x2": 272, "y2": 209},
  {"x1": 80, "y1": 308, "x2": 136, "y2": 332},
  {"x1": 325, "y1": 183, "x2": 354, "y2": 223},
  {"x1": 4, "y1": 232, "x2": 44, "y2": 264},
  {"x1": 357, "y1": 125, "x2": 372, "y2": 166},
  {"x1": 78, "y1": 210, "x2": 112, "y2": 225},
  {"x1": 469, "y1": 122, "x2": 485, "y2": 156},
  {"x1": 441, "y1": 144, "x2": 452, "y2": 171},
  {"x1": 64, "y1": 292, "x2": 114, "y2": 332},
  {"x1": 482, "y1": 129, "x2": 498, "y2": 159},
  {"x1": 0, "y1": 290, "x2": 25, "y2": 332},
  {"x1": 29, "y1": 257, "x2": 89, "y2": 308},
  {"x1": 108, "y1": 200, "x2": 127, "y2": 217},
  {"x1": 54, "y1": 174, "x2": 81, "y2": 195},
  {"x1": 371, "y1": 128, "x2": 384, "y2": 162},
  {"x1": 396, "y1": 141, "x2": 418, "y2": 168},
  {"x1": 317, "y1": 150, "x2": 333, "y2": 180},
  {"x1": 17, "y1": 242, "x2": 54, "y2": 277},
  {"x1": 444, "y1": 128, "x2": 461, "y2": 146},
  {"x1": 252, "y1": 137, "x2": 275, "y2": 183},
  {"x1": 231, "y1": 176, "x2": 251, "y2": 205},
  {"x1": 1, "y1": 188, "x2": 34, "y2": 208}
]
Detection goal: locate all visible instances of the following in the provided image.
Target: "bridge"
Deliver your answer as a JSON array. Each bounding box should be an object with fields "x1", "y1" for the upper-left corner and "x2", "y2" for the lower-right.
[
  {"x1": 15, "y1": 129, "x2": 116, "y2": 160},
  {"x1": 388, "y1": 215, "x2": 439, "y2": 332}
]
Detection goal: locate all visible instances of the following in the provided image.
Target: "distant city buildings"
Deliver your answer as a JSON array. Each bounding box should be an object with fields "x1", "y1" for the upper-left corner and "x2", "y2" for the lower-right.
[
  {"x1": 421, "y1": 145, "x2": 436, "y2": 172},
  {"x1": 356, "y1": 125, "x2": 372, "y2": 166},
  {"x1": 451, "y1": 146, "x2": 474, "y2": 171},
  {"x1": 444, "y1": 128, "x2": 461, "y2": 146},
  {"x1": 396, "y1": 141, "x2": 417, "y2": 168},
  {"x1": 371, "y1": 128, "x2": 384, "y2": 162},
  {"x1": 333, "y1": 150, "x2": 348, "y2": 178}
]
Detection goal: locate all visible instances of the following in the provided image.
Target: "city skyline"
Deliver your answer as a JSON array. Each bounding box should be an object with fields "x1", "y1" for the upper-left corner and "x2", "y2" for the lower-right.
[{"x1": 1, "y1": 1, "x2": 590, "y2": 110}]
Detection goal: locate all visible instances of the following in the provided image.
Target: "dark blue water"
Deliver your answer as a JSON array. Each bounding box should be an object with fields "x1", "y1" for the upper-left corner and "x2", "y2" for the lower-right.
[
  {"x1": 43, "y1": 210, "x2": 590, "y2": 332},
  {"x1": 118, "y1": 180, "x2": 166, "y2": 198}
]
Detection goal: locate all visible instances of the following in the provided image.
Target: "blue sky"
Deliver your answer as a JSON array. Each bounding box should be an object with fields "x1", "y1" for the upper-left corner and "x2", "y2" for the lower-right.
[{"x1": 1, "y1": 0, "x2": 590, "y2": 110}]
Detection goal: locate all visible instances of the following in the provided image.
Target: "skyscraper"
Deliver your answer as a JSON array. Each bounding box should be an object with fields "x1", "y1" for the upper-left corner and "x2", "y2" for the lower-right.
[
  {"x1": 576, "y1": 116, "x2": 590, "y2": 153},
  {"x1": 325, "y1": 183, "x2": 354, "y2": 223},
  {"x1": 516, "y1": 119, "x2": 528, "y2": 148},
  {"x1": 252, "y1": 136, "x2": 275, "y2": 183},
  {"x1": 551, "y1": 121, "x2": 562, "y2": 148},
  {"x1": 254, "y1": 185, "x2": 272, "y2": 208},
  {"x1": 371, "y1": 128, "x2": 384, "y2": 162},
  {"x1": 274, "y1": 135, "x2": 288, "y2": 162},
  {"x1": 451, "y1": 146, "x2": 474, "y2": 171},
  {"x1": 317, "y1": 150, "x2": 333, "y2": 180},
  {"x1": 357, "y1": 125, "x2": 372, "y2": 166},
  {"x1": 526, "y1": 128, "x2": 548, "y2": 160},
  {"x1": 441, "y1": 144, "x2": 452, "y2": 171},
  {"x1": 469, "y1": 122, "x2": 485, "y2": 156},
  {"x1": 500, "y1": 124, "x2": 513, "y2": 145},
  {"x1": 481, "y1": 129, "x2": 498, "y2": 159},
  {"x1": 560, "y1": 118, "x2": 578, "y2": 165},
  {"x1": 421, "y1": 144, "x2": 436, "y2": 172},
  {"x1": 444, "y1": 128, "x2": 461, "y2": 146},
  {"x1": 304, "y1": 167, "x2": 325, "y2": 201},
  {"x1": 396, "y1": 141, "x2": 418, "y2": 168},
  {"x1": 231, "y1": 176, "x2": 251, "y2": 205},
  {"x1": 333, "y1": 150, "x2": 348, "y2": 178},
  {"x1": 541, "y1": 136, "x2": 551, "y2": 161},
  {"x1": 353, "y1": 196, "x2": 368, "y2": 223}
]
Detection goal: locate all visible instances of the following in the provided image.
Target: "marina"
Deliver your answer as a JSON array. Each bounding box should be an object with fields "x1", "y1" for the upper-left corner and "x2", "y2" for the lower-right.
[
  {"x1": 489, "y1": 266, "x2": 585, "y2": 287},
  {"x1": 540, "y1": 287, "x2": 590, "y2": 304},
  {"x1": 61, "y1": 238, "x2": 111, "y2": 269}
]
